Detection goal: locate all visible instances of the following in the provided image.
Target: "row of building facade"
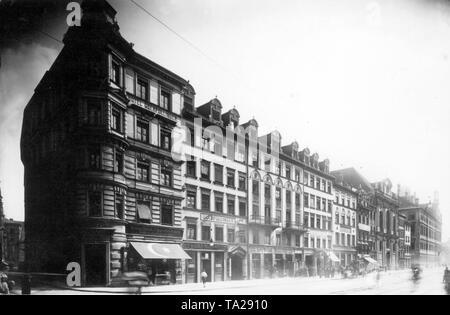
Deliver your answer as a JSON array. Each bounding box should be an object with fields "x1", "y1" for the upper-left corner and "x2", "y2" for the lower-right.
[
  {"x1": 0, "y1": 188, "x2": 25, "y2": 271},
  {"x1": 20, "y1": 0, "x2": 442, "y2": 286}
]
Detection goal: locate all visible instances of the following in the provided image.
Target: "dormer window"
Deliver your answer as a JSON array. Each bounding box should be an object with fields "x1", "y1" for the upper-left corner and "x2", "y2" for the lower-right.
[{"x1": 212, "y1": 109, "x2": 221, "y2": 121}]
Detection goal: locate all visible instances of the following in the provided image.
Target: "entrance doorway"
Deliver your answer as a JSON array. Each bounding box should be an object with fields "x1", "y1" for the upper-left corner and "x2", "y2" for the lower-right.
[
  {"x1": 84, "y1": 244, "x2": 108, "y2": 286},
  {"x1": 231, "y1": 256, "x2": 243, "y2": 280},
  {"x1": 201, "y1": 253, "x2": 212, "y2": 282}
]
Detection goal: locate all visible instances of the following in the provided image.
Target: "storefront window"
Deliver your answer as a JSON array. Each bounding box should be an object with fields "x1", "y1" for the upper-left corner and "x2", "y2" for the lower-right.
[{"x1": 215, "y1": 252, "x2": 224, "y2": 282}]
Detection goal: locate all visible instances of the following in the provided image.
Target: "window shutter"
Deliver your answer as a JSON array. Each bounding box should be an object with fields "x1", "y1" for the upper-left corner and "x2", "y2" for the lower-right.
[
  {"x1": 172, "y1": 92, "x2": 182, "y2": 115},
  {"x1": 151, "y1": 121, "x2": 160, "y2": 146},
  {"x1": 125, "y1": 69, "x2": 135, "y2": 94},
  {"x1": 150, "y1": 80, "x2": 159, "y2": 105},
  {"x1": 126, "y1": 113, "x2": 134, "y2": 138}
]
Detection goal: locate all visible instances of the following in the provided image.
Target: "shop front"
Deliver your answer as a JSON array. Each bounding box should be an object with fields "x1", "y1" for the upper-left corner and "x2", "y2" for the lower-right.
[
  {"x1": 182, "y1": 242, "x2": 228, "y2": 283},
  {"x1": 127, "y1": 242, "x2": 191, "y2": 285},
  {"x1": 229, "y1": 246, "x2": 246, "y2": 280}
]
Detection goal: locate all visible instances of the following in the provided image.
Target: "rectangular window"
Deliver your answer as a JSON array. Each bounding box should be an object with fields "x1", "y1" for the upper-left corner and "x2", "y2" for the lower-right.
[
  {"x1": 253, "y1": 180, "x2": 260, "y2": 196},
  {"x1": 88, "y1": 191, "x2": 102, "y2": 217},
  {"x1": 264, "y1": 157, "x2": 271, "y2": 172},
  {"x1": 215, "y1": 226, "x2": 224, "y2": 242},
  {"x1": 110, "y1": 59, "x2": 121, "y2": 85},
  {"x1": 137, "y1": 78, "x2": 149, "y2": 100},
  {"x1": 238, "y1": 173, "x2": 246, "y2": 191},
  {"x1": 236, "y1": 144, "x2": 245, "y2": 162},
  {"x1": 253, "y1": 231, "x2": 260, "y2": 245},
  {"x1": 276, "y1": 187, "x2": 282, "y2": 208},
  {"x1": 227, "y1": 197, "x2": 235, "y2": 215},
  {"x1": 201, "y1": 191, "x2": 210, "y2": 211},
  {"x1": 201, "y1": 161, "x2": 210, "y2": 181},
  {"x1": 303, "y1": 172, "x2": 309, "y2": 185},
  {"x1": 215, "y1": 193, "x2": 223, "y2": 213},
  {"x1": 111, "y1": 107, "x2": 123, "y2": 133},
  {"x1": 285, "y1": 166, "x2": 291, "y2": 179},
  {"x1": 310, "y1": 175, "x2": 314, "y2": 187},
  {"x1": 304, "y1": 193, "x2": 309, "y2": 208},
  {"x1": 228, "y1": 228, "x2": 235, "y2": 243},
  {"x1": 137, "y1": 201, "x2": 152, "y2": 224},
  {"x1": 202, "y1": 226, "x2": 211, "y2": 241},
  {"x1": 115, "y1": 194, "x2": 124, "y2": 219},
  {"x1": 227, "y1": 169, "x2": 235, "y2": 187},
  {"x1": 161, "y1": 167, "x2": 172, "y2": 187},
  {"x1": 87, "y1": 102, "x2": 102, "y2": 125},
  {"x1": 160, "y1": 90, "x2": 171, "y2": 111},
  {"x1": 239, "y1": 200, "x2": 247, "y2": 217},
  {"x1": 187, "y1": 161, "x2": 196, "y2": 178},
  {"x1": 161, "y1": 130, "x2": 171, "y2": 151},
  {"x1": 310, "y1": 195, "x2": 316, "y2": 209},
  {"x1": 187, "y1": 224, "x2": 197, "y2": 240},
  {"x1": 88, "y1": 147, "x2": 101, "y2": 169},
  {"x1": 114, "y1": 152, "x2": 124, "y2": 174},
  {"x1": 161, "y1": 205, "x2": 173, "y2": 226},
  {"x1": 137, "y1": 162, "x2": 150, "y2": 182},
  {"x1": 214, "y1": 165, "x2": 223, "y2": 184},
  {"x1": 137, "y1": 120, "x2": 149, "y2": 143},
  {"x1": 252, "y1": 151, "x2": 259, "y2": 168},
  {"x1": 187, "y1": 190, "x2": 196, "y2": 209}
]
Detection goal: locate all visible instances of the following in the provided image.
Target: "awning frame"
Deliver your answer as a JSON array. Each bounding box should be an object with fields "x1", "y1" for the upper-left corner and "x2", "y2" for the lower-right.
[{"x1": 131, "y1": 242, "x2": 192, "y2": 260}]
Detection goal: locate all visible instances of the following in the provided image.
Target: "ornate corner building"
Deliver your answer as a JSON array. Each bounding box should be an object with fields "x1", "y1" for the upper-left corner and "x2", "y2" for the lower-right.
[{"x1": 21, "y1": 1, "x2": 192, "y2": 286}]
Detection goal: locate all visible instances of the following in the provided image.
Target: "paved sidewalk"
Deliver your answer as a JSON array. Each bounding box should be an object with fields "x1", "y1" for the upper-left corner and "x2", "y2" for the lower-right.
[{"x1": 14, "y1": 268, "x2": 415, "y2": 295}]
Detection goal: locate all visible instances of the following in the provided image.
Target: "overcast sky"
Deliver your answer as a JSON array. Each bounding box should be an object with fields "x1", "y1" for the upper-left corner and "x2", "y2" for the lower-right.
[{"x1": 1, "y1": 0, "x2": 450, "y2": 239}]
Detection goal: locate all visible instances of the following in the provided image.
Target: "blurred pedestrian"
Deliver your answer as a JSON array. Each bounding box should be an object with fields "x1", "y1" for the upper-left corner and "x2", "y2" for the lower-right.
[
  {"x1": 201, "y1": 270, "x2": 208, "y2": 288},
  {"x1": 0, "y1": 274, "x2": 10, "y2": 295}
]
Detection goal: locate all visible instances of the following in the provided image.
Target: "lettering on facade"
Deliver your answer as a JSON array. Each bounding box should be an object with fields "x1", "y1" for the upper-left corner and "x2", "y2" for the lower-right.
[{"x1": 200, "y1": 213, "x2": 247, "y2": 225}]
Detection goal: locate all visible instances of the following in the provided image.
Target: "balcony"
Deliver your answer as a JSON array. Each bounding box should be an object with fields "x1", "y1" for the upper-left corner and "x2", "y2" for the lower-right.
[
  {"x1": 284, "y1": 220, "x2": 304, "y2": 232},
  {"x1": 249, "y1": 215, "x2": 281, "y2": 227}
]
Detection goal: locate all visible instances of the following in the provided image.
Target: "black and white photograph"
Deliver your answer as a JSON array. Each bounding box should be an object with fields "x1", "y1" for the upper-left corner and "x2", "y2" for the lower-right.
[{"x1": 1, "y1": 0, "x2": 450, "y2": 300}]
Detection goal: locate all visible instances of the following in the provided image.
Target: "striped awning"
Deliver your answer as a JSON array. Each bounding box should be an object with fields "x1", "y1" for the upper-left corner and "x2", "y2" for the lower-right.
[{"x1": 131, "y1": 242, "x2": 191, "y2": 260}]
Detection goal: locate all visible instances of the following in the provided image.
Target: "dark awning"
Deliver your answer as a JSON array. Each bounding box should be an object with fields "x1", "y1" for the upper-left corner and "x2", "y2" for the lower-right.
[{"x1": 131, "y1": 242, "x2": 191, "y2": 260}]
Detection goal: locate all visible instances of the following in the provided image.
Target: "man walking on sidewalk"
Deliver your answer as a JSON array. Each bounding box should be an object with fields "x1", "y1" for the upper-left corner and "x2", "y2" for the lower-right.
[{"x1": 201, "y1": 270, "x2": 208, "y2": 288}]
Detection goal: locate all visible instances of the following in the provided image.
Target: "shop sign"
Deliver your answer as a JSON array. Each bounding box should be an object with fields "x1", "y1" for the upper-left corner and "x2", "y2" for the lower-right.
[{"x1": 200, "y1": 213, "x2": 247, "y2": 225}]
